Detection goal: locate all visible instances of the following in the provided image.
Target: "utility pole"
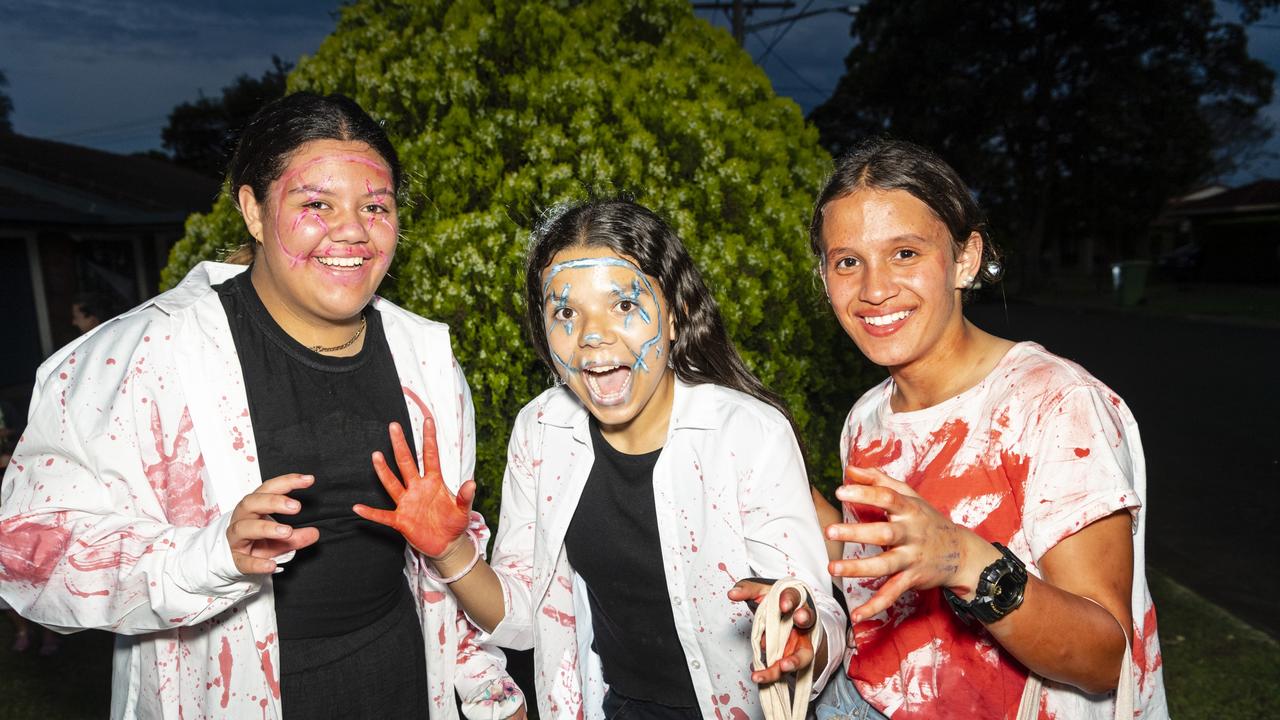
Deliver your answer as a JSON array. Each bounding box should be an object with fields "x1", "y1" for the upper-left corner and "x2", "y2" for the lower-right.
[{"x1": 692, "y1": 1, "x2": 797, "y2": 45}]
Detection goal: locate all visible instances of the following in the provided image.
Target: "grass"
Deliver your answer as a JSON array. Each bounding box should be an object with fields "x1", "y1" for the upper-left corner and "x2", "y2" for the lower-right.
[
  {"x1": 1, "y1": 568, "x2": 1276, "y2": 718},
  {"x1": 1149, "y1": 569, "x2": 1280, "y2": 719}
]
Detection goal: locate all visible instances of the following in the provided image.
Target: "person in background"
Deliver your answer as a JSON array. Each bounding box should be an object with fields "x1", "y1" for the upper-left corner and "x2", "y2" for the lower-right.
[{"x1": 70, "y1": 291, "x2": 118, "y2": 334}]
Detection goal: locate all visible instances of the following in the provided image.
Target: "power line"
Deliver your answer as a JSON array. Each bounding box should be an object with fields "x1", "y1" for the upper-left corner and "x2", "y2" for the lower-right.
[
  {"x1": 771, "y1": 53, "x2": 829, "y2": 97},
  {"x1": 756, "y1": 0, "x2": 816, "y2": 64},
  {"x1": 46, "y1": 114, "x2": 168, "y2": 142},
  {"x1": 693, "y1": 1, "x2": 797, "y2": 45}
]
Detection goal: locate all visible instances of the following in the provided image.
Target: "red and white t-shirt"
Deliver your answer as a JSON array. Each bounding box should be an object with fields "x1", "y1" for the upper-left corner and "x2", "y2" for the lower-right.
[{"x1": 838, "y1": 342, "x2": 1167, "y2": 719}]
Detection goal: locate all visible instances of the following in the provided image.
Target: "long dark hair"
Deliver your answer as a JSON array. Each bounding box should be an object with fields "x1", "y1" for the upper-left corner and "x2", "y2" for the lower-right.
[
  {"x1": 809, "y1": 137, "x2": 1001, "y2": 287},
  {"x1": 525, "y1": 199, "x2": 802, "y2": 442},
  {"x1": 224, "y1": 92, "x2": 402, "y2": 262}
]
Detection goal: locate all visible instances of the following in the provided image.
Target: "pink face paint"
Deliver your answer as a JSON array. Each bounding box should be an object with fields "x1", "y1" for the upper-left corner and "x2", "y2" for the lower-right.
[{"x1": 270, "y1": 154, "x2": 395, "y2": 269}]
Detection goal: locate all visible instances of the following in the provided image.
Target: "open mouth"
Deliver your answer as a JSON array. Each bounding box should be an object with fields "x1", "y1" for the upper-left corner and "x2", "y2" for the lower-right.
[
  {"x1": 582, "y1": 364, "x2": 633, "y2": 404},
  {"x1": 316, "y1": 256, "x2": 366, "y2": 268},
  {"x1": 862, "y1": 309, "x2": 912, "y2": 327}
]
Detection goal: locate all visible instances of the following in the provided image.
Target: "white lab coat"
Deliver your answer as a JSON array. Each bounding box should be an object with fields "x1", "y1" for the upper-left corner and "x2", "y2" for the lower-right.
[
  {"x1": 0, "y1": 262, "x2": 518, "y2": 720},
  {"x1": 484, "y1": 380, "x2": 846, "y2": 718}
]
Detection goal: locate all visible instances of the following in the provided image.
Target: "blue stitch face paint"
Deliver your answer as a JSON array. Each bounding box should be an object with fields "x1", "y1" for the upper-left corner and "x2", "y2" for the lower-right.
[{"x1": 540, "y1": 246, "x2": 675, "y2": 439}]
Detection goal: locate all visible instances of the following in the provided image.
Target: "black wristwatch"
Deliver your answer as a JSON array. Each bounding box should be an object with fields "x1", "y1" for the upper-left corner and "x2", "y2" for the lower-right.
[{"x1": 942, "y1": 542, "x2": 1028, "y2": 624}]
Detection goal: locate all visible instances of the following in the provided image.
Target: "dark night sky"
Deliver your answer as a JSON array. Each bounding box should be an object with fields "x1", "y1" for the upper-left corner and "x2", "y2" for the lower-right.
[{"x1": 2, "y1": 1, "x2": 1278, "y2": 183}]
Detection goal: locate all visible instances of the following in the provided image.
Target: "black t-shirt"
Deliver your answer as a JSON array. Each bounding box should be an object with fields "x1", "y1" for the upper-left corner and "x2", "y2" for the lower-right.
[
  {"x1": 562, "y1": 420, "x2": 698, "y2": 707},
  {"x1": 215, "y1": 269, "x2": 416, "y2": 640}
]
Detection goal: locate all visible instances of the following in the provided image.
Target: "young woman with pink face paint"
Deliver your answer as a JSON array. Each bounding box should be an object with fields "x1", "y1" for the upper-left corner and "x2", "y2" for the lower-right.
[
  {"x1": 355, "y1": 199, "x2": 847, "y2": 719},
  {"x1": 808, "y1": 139, "x2": 1168, "y2": 720},
  {"x1": 0, "y1": 93, "x2": 521, "y2": 720}
]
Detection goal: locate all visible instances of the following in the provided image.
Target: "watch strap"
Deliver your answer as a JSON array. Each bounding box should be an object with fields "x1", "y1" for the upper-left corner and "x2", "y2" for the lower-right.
[{"x1": 943, "y1": 542, "x2": 1028, "y2": 624}]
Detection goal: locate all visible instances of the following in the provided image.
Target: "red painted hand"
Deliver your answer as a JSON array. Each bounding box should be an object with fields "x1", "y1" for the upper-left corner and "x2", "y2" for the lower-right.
[
  {"x1": 353, "y1": 418, "x2": 475, "y2": 559},
  {"x1": 827, "y1": 464, "x2": 987, "y2": 623},
  {"x1": 728, "y1": 580, "x2": 817, "y2": 684}
]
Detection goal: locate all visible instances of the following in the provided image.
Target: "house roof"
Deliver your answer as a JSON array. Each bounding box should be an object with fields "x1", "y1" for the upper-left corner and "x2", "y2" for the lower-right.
[
  {"x1": 0, "y1": 132, "x2": 220, "y2": 225},
  {"x1": 1167, "y1": 179, "x2": 1280, "y2": 217}
]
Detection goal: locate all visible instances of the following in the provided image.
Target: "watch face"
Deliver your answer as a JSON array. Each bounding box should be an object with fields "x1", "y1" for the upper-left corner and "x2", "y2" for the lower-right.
[{"x1": 991, "y1": 568, "x2": 1025, "y2": 611}]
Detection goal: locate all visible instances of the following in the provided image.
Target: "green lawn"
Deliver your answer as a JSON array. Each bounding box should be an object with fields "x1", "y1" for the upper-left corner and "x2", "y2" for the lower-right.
[
  {"x1": 1, "y1": 568, "x2": 1276, "y2": 718},
  {"x1": 1149, "y1": 570, "x2": 1280, "y2": 718}
]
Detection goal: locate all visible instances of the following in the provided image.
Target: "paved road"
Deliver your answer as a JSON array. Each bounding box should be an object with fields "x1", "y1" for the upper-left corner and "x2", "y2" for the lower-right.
[{"x1": 968, "y1": 300, "x2": 1280, "y2": 638}]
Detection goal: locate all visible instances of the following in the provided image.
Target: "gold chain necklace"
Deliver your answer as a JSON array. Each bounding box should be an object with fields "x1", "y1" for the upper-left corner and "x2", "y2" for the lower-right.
[{"x1": 310, "y1": 316, "x2": 366, "y2": 354}]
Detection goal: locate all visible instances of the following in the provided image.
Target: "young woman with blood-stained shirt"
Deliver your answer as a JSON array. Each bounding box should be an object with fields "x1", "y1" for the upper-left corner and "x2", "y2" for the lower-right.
[
  {"x1": 353, "y1": 199, "x2": 847, "y2": 718},
  {"x1": 0, "y1": 92, "x2": 522, "y2": 719},
  {"x1": 806, "y1": 138, "x2": 1168, "y2": 720}
]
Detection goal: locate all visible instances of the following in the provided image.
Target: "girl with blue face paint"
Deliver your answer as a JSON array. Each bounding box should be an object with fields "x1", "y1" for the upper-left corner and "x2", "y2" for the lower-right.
[{"x1": 356, "y1": 199, "x2": 846, "y2": 718}]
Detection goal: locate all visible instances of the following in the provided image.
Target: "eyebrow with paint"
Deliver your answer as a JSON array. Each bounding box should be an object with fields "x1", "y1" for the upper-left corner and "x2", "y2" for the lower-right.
[{"x1": 287, "y1": 184, "x2": 394, "y2": 198}]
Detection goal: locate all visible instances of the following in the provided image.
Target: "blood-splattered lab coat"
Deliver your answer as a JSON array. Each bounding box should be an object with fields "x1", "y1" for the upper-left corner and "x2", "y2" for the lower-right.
[
  {"x1": 0, "y1": 262, "x2": 519, "y2": 720},
  {"x1": 483, "y1": 380, "x2": 847, "y2": 719}
]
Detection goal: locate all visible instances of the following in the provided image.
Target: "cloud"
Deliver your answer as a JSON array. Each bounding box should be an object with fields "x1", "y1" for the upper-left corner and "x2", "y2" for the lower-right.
[{"x1": 0, "y1": 0, "x2": 338, "y2": 63}]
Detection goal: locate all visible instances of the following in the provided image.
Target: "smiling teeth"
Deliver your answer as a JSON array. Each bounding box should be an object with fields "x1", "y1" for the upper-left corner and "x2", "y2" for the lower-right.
[
  {"x1": 317, "y1": 256, "x2": 364, "y2": 267},
  {"x1": 864, "y1": 310, "x2": 911, "y2": 326},
  {"x1": 584, "y1": 365, "x2": 620, "y2": 373}
]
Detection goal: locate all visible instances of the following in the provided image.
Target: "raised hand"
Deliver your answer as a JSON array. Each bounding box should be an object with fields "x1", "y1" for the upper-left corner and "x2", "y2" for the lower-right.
[
  {"x1": 227, "y1": 473, "x2": 320, "y2": 575},
  {"x1": 728, "y1": 579, "x2": 816, "y2": 684},
  {"x1": 354, "y1": 418, "x2": 475, "y2": 558},
  {"x1": 827, "y1": 464, "x2": 986, "y2": 622}
]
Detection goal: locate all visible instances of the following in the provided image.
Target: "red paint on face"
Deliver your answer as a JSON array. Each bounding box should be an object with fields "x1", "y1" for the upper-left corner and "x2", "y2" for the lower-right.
[
  {"x1": 1074, "y1": 447, "x2": 1090, "y2": 458},
  {"x1": 143, "y1": 404, "x2": 216, "y2": 527},
  {"x1": 218, "y1": 637, "x2": 234, "y2": 708},
  {"x1": 250, "y1": 139, "x2": 397, "y2": 332},
  {"x1": 0, "y1": 512, "x2": 72, "y2": 585}
]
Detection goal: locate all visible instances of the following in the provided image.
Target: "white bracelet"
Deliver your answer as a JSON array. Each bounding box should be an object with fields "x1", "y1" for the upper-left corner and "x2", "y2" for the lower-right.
[{"x1": 424, "y1": 533, "x2": 481, "y2": 584}]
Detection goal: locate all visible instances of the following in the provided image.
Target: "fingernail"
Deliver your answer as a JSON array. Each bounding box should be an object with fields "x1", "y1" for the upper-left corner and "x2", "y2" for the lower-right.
[
  {"x1": 301, "y1": 475, "x2": 314, "y2": 481},
  {"x1": 286, "y1": 500, "x2": 300, "y2": 510},
  {"x1": 275, "y1": 525, "x2": 290, "y2": 536}
]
